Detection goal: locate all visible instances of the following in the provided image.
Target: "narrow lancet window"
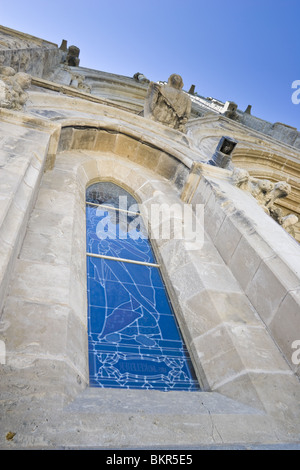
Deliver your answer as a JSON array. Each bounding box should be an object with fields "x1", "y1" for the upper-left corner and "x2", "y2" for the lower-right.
[{"x1": 86, "y1": 182, "x2": 200, "y2": 391}]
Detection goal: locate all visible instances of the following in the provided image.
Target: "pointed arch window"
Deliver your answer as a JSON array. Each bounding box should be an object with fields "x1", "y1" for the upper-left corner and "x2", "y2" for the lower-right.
[{"x1": 86, "y1": 181, "x2": 200, "y2": 391}]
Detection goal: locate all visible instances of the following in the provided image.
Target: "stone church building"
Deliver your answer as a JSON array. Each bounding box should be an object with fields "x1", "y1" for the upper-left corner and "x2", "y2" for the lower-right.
[{"x1": 0, "y1": 25, "x2": 299, "y2": 449}]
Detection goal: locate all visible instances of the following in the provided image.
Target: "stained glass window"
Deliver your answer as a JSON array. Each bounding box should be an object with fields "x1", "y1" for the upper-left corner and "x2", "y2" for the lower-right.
[{"x1": 86, "y1": 182, "x2": 200, "y2": 391}]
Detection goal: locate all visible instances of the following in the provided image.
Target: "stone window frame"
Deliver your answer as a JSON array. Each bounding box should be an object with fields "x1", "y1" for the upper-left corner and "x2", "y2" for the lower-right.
[
  {"x1": 73, "y1": 154, "x2": 208, "y2": 391},
  {"x1": 64, "y1": 147, "x2": 292, "y2": 404}
]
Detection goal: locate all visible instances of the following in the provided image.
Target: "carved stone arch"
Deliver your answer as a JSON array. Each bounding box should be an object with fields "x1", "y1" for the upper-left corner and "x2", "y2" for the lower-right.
[
  {"x1": 71, "y1": 153, "x2": 208, "y2": 389},
  {"x1": 51, "y1": 113, "x2": 192, "y2": 195}
]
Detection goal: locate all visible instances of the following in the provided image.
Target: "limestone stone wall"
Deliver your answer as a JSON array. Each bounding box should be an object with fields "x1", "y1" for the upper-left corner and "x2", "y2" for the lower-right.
[
  {"x1": 0, "y1": 112, "x2": 300, "y2": 447},
  {"x1": 0, "y1": 109, "x2": 59, "y2": 314},
  {"x1": 187, "y1": 114, "x2": 300, "y2": 242},
  {"x1": 189, "y1": 94, "x2": 300, "y2": 150},
  {"x1": 0, "y1": 27, "x2": 299, "y2": 447},
  {"x1": 0, "y1": 26, "x2": 62, "y2": 78},
  {"x1": 1, "y1": 146, "x2": 300, "y2": 448},
  {"x1": 183, "y1": 163, "x2": 300, "y2": 379}
]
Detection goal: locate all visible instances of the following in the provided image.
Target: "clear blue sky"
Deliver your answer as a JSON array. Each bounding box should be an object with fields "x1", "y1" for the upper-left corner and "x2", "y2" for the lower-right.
[{"x1": 2, "y1": 0, "x2": 300, "y2": 129}]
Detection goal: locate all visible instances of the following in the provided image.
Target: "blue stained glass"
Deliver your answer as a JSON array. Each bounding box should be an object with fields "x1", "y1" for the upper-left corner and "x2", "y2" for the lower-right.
[
  {"x1": 86, "y1": 205, "x2": 154, "y2": 263},
  {"x1": 88, "y1": 256, "x2": 162, "y2": 287},
  {"x1": 86, "y1": 182, "x2": 200, "y2": 392},
  {"x1": 86, "y1": 181, "x2": 137, "y2": 211}
]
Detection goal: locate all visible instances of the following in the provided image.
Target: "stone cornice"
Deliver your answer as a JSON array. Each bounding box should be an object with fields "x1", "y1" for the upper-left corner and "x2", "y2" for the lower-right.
[
  {"x1": 0, "y1": 24, "x2": 58, "y2": 48},
  {"x1": 187, "y1": 114, "x2": 300, "y2": 158},
  {"x1": 31, "y1": 76, "x2": 137, "y2": 114}
]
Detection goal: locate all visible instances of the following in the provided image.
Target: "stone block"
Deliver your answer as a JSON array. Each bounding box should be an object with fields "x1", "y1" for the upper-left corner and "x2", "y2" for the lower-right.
[
  {"x1": 70, "y1": 213, "x2": 86, "y2": 279},
  {"x1": 0, "y1": 202, "x2": 26, "y2": 247},
  {"x1": 134, "y1": 180, "x2": 157, "y2": 203},
  {"x1": 226, "y1": 372, "x2": 300, "y2": 431},
  {"x1": 8, "y1": 259, "x2": 71, "y2": 306},
  {"x1": 66, "y1": 307, "x2": 89, "y2": 378},
  {"x1": 192, "y1": 176, "x2": 215, "y2": 205},
  {"x1": 55, "y1": 151, "x2": 91, "y2": 174},
  {"x1": 0, "y1": 357, "x2": 86, "y2": 418},
  {"x1": 192, "y1": 321, "x2": 290, "y2": 399},
  {"x1": 0, "y1": 240, "x2": 14, "y2": 313},
  {"x1": 94, "y1": 157, "x2": 134, "y2": 186},
  {"x1": 19, "y1": 229, "x2": 72, "y2": 266},
  {"x1": 192, "y1": 239, "x2": 225, "y2": 265},
  {"x1": 169, "y1": 261, "x2": 207, "y2": 305},
  {"x1": 114, "y1": 133, "x2": 139, "y2": 159},
  {"x1": 148, "y1": 203, "x2": 186, "y2": 244},
  {"x1": 120, "y1": 170, "x2": 150, "y2": 198},
  {"x1": 194, "y1": 261, "x2": 243, "y2": 294},
  {"x1": 269, "y1": 287, "x2": 300, "y2": 375},
  {"x1": 2, "y1": 154, "x2": 31, "y2": 179},
  {"x1": 0, "y1": 197, "x2": 12, "y2": 228},
  {"x1": 93, "y1": 129, "x2": 117, "y2": 153},
  {"x1": 192, "y1": 325, "x2": 245, "y2": 389},
  {"x1": 2, "y1": 136, "x2": 47, "y2": 160},
  {"x1": 69, "y1": 270, "x2": 87, "y2": 323},
  {"x1": 42, "y1": 167, "x2": 77, "y2": 194},
  {"x1": 174, "y1": 163, "x2": 189, "y2": 191},
  {"x1": 214, "y1": 215, "x2": 242, "y2": 264},
  {"x1": 71, "y1": 128, "x2": 97, "y2": 150},
  {"x1": 185, "y1": 290, "x2": 261, "y2": 335},
  {"x1": 131, "y1": 142, "x2": 161, "y2": 171},
  {"x1": 13, "y1": 179, "x2": 35, "y2": 213},
  {"x1": 26, "y1": 209, "x2": 73, "y2": 238},
  {"x1": 214, "y1": 371, "x2": 266, "y2": 410},
  {"x1": 156, "y1": 153, "x2": 179, "y2": 181},
  {"x1": 2, "y1": 297, "x2": 70, "y2": 359},
  {"x1": 34, "y1": 188, "x2": 75, "y2": 215},
  {"x1": 203, "y1": 192, "x2": 227, "y2": 240},
  {"x1": 228, "y1": 233, "x2": 267, "y2": 291},
  {"x1": 159, "y1": 238, "x2": 192, "y2": 275},
  {"x1": 0, "y1": 150, "x2": 14, "y2": 169},
  {"x1": 80, "y1": 159, "x2": 99, "y2": 183},
  {"x1": 23, "y1": 163, "x2": 40, "y2": 189},
  {"x1": 246, "y1": 255, "x2": 300, "y2": 325},
  {"x1": 226, "y1": 324, "x2": 290, "y2": 373},
  {"x1": 0, "y1": 168, "x2": 24, "y2": 197}
]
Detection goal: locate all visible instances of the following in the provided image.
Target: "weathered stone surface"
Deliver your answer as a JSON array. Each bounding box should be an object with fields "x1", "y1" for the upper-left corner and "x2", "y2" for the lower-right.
[
  {"x1": 269, "y1": 287, "x2": 300, "y2": 374},
  {"x1": 144, "y1": 74, "x2": 191, "y2": 133},
  {"x1": 185, "y1": 167, "x2": 300, "y2": 382},
  {"x1": 0, "y1": 26, "x2": 62, "y2": 78},
  {"x1": 0, "y1": 67, "x2": 31, "y2": 110},
  {"x1": 1, "y1": 139, "x2": 300, "y2": 450},
  {"x1": 232, "y1": 167, "x2": 298, "y2": 234},
  {"x1": 64, "y1": 45, "x2": 80, "y2": 67},
  {"x1": 0, "y1": 25, "x2": 300, "y2": 449},
  {"x1": 93, "y1": 129, "x2": 117, "y2": 153}
]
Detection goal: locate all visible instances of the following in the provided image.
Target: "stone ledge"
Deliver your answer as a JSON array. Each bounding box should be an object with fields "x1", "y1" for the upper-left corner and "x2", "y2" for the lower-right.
[{"x1": 0, "y1": 385, "x2": 286, "y2": 449}]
